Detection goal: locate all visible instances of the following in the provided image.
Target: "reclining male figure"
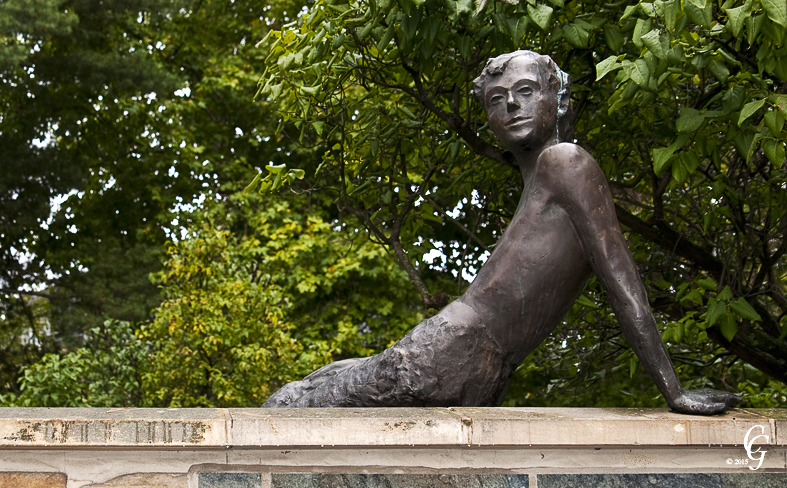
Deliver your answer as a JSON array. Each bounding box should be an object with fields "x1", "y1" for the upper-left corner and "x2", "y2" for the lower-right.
[{"x1": 264, "y1": 51, "x2": 741, "y2": 415}]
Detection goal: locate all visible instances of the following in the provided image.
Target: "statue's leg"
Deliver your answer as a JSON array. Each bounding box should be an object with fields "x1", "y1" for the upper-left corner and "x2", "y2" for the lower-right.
[{"x1": 263, "y1": 301, "x2": 516, "y2": 407}]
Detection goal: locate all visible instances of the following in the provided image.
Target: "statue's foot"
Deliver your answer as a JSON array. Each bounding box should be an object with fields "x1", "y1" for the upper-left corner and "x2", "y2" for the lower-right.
[
  {"x1": 263, "y1": 357, "x2": 368, "y2": 407},
  {"x1": 668, "y1": 388, "x2": 742, "y2": 416}
]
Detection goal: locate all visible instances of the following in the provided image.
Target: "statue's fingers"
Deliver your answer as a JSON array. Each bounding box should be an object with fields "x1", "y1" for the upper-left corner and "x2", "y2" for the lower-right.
[
  {"x1": 700, "y1": 388, "x2": 742, "y2": 407},
  {"x1": 724, "y1": 392, "x2": 743, "y2": 407},
  {"x1": 694, "y1": 401, "x2": 728, "y2": 416}
]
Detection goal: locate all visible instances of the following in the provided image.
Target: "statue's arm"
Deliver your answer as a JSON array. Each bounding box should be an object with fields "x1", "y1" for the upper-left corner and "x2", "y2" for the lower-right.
[{"x1": 542, "y1": 143, "x2": 740, "y2": 415}]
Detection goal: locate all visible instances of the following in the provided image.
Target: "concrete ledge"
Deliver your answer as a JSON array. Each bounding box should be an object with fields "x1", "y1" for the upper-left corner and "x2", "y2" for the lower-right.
[
  {"x1": 0, "y1": 407, "x2": 782, "y2": 449},
  {"x1": 0, "y1": 408, "x2": 784, "y2": 488}
]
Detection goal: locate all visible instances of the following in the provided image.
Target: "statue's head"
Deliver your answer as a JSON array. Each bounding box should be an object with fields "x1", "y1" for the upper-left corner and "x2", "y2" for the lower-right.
[{"x1": 473, "y1": 51, "x2": 572, "y2": 151}]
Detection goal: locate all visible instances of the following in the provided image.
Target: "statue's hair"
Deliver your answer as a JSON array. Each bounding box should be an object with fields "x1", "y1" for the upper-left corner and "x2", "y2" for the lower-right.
[{"x1": 473, "y1": 50, "x2": 573, "y2": 142}]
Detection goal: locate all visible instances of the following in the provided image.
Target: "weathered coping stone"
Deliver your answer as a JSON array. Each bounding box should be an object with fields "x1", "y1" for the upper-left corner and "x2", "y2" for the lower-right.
[
  {"x1": 1, "y1": 407, "x2": 783, "y2": 449},
  {"x1": 0, "y1": 408, "x2": 784, "y2": 488}
]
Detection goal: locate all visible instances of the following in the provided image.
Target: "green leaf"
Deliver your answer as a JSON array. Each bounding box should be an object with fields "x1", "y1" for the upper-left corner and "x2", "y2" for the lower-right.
[
  {"x1": 724, "y1": 1, "x2": 752, "y2": 36},
  {"x1": 603, "y1": 24, "x2": 624, "y2": 51},
  {"x1": 708, "y1": 58, "x2": 730, "y2": 83},
  {"x1": 244, "y1": 173, "x2": 262, "y2": 193},
  {"x1": 745, "y1": 14, "x2": 764, "y2": 45},
  {"x1": 684, "y1": 0, "x2": 712, "y2": 28},
  {"x1": 576, "y1": 295, "x2": 600, "y2": 309},
  {"x1": 629, "y1": 356, "x2": 637, "y2": 378},
  {"x1": 672, "y1": 156, "x2": 688, "y2": 183},
  {"x1": 640, "y1": 2, "x2": 656, "y2": 17},
  {"x1": 663, "y1": 0, "x2": 682, "y2": 31},
  {"x1": 266, "y1": 163, "x2": 287, "y2": 175},
  {"x1": 763, "y1": 139, "x2": 785, "y2": 168},
  {"x1": 595, "y1": 55, "x2": 623, "y2": 81},
  {"x1": 621, "y1": 4, "x2": 640, "y2": 21},
  {"x1": 563, "y1": 23, "x2": 590, "y2": 48},
  {"x1": 527, "y1": 3, "x2": 553, "y2": 31},
  {"x1": 677, "y1": 107, "x2": 704, "y2": 132},
  {"x1": 653, "y1": 147, "x2": 674, "y2": 175},
  {"x1": 269, "y1": 83, "x2": 283, "y2": 100},
  {"x1": 652, "y1": 134, "x2": 689, "y2": 175},
  {"x1": 719, "y1": 313, "x2": 739, "y2": 342},
  {"x1": 761, "y1": 0, "x2": 787, "y2": 27},
  {"x1": 289, "y1": 169, "x2": 306, "y2": 179},
  {"x1": 271, "y1": 172, "x2": 283, "y2": 191},
  {"x1": 705, "y1": 298, "x2": 726, "y2": 327},
  {"x1": 738, "y1": 99, "x2": 766, "y2": 126},
  {"x1": 641, "y1": 29, "x2": 669, "y2": 60},
  {"x1": 729, "y1": 298, "x2": 762, "y2": 322},
  {"x1": 696, "y1": 277, "x2": 717, "y2": 291},
  {"x1": 300, "y1": 85, "x2": 320, "y2": 96},
  {"x1": 723, "y1": 86, "x2": 747, "y2": 113},
  {"x1": 679, "y1": 150, "x2": 699, "y2": 175},
  {"x1": 764, "y1": 110, "x2": 785, "y2": 135},
  {"x1": 632, "y1": 18, "x2": 652, "y2": 48},
  {"x1": 674, "y1": 322, "x2": 684, "y2": 343},
  {"x1": 622, "y1": 59, "x2": 650, "y2": 88}
]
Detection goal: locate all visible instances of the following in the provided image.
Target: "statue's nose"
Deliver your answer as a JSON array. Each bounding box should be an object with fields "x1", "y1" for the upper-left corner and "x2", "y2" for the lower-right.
[{"x1": 506, "y1": 92, "x2": 520, "y2": 111}]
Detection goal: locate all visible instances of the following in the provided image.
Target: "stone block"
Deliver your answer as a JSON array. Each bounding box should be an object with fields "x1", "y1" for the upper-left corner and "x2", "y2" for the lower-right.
[
  {"x1": 538, "y1": 473, "x2": 787, "y2": 487},
  {"x1": 270, "y1": 474, "x2": 529, "y2": 488},
  {"x1": 87, "y1": 473, "x2": 187, "y2": 487},
  {"x1": 229, "y1": 408, "x2": 465, "y2": 447},
  {"x1": 0, "y1": 408, "x2": 226, "y2": 447},
  {"x1": 198, "y1": 473, "x2": 261, "y2": 488},
  {"x1": 0, "y1": 472, "x2": 66, "y2": 488},
  {"x1": 450, "y1": 407, "x2": 777, "y2": 447}
]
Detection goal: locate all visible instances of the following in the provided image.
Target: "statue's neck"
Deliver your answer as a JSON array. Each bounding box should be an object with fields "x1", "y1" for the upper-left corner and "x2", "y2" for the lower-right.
[{"x1": 514, "y1": 138, "x2": 557, "y2": 181}]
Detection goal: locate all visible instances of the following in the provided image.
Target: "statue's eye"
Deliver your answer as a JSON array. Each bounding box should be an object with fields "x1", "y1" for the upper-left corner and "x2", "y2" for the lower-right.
[
  {"x1": 518, "y1": 87, "x2": 533, "y2": 95},
  {"x1": 490, "y1": 94, "x2": 504, "y2": 105}
]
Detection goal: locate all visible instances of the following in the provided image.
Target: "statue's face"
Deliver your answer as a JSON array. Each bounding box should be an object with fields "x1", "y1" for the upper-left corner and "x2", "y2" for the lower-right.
[{"x1": 484, "y1": 56, "x2": 558, "y2": 152}]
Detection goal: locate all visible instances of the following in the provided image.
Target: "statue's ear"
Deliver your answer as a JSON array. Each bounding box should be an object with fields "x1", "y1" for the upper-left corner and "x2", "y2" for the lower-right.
[{"x1": 556, "y1": 71, "x2": 573, "y2": 141}]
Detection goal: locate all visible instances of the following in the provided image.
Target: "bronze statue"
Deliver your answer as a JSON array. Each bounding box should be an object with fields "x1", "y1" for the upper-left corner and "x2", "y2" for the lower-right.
[{"x1": 263, "y1": 51, "x2": 741, "y2": 415}]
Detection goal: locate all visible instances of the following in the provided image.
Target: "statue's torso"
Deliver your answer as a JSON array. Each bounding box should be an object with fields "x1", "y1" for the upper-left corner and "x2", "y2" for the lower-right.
[{"x1": 455, "y1": 152, "x2": 593, "y2": 363}]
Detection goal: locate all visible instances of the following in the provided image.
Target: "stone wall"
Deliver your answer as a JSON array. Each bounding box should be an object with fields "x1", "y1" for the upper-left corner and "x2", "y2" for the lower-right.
[{"x1": 0, "y1": 408, "x2": 784, "y2": 487}]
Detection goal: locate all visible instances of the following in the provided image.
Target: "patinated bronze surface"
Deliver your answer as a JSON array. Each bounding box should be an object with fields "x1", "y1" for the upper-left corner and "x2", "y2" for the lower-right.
[{"x1": 264, "y1": 51, "x2": 741, "y2": 415}]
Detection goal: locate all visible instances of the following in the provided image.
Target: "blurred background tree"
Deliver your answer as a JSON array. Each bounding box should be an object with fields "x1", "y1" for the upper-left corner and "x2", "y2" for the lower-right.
[{"x1": 1, "y1": 0, "x2": 785, "y2": 408}]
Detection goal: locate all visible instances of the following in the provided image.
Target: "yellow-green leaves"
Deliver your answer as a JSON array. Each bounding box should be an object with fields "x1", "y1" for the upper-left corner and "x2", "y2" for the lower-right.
[
  {"x1": 245, "y1": 165, "x2": 307, "y2": 194},
  {"x1": 595, "y1": 55, "x2": 624, "y2": 81}
]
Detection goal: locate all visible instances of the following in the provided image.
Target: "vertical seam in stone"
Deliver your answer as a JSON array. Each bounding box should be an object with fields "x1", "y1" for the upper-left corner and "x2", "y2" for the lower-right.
[
  {"x1": 769, "y1": 418, "x2": 777, "y2": 447},
  {"x1": 223, "y1": 408, "x2": 232, "y2": 451}
]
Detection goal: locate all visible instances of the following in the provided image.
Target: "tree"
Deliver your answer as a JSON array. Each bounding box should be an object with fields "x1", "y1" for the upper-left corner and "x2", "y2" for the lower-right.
[
  {"x1": 2, "y1": 196, "x2": 424, "y2": 407},
  {"x1": 253, "y1": 0, "x2": 786, "y2": 406},
  {"x1": 3, "y1": 0, "x2": 784, "y2": 409},
  {"x1": 0, "y1": 0, "x2": 304, "y2": 393}
]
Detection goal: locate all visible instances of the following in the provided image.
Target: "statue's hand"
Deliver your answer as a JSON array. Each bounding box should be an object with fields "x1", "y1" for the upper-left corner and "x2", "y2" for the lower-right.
[{"x1": 668, "y1": 388, "x2": 742, "y2": 416}]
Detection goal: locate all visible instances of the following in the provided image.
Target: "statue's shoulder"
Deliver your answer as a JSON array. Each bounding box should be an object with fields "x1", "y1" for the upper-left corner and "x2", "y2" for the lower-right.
[{"x1": 538, "y1": 142, "x2": 601, "y2": 186}]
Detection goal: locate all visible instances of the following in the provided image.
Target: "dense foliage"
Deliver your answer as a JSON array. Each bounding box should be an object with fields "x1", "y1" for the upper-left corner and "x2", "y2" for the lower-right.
[
  {"x1": 0, "y1": 0, "x2": 291, "y2": 398},
  {"x1": 1, "y1": 0, "x2": 785, "y2": 408},
  {"x1": 253, "y1": 0, "x2": 787, "y2": 406}
]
